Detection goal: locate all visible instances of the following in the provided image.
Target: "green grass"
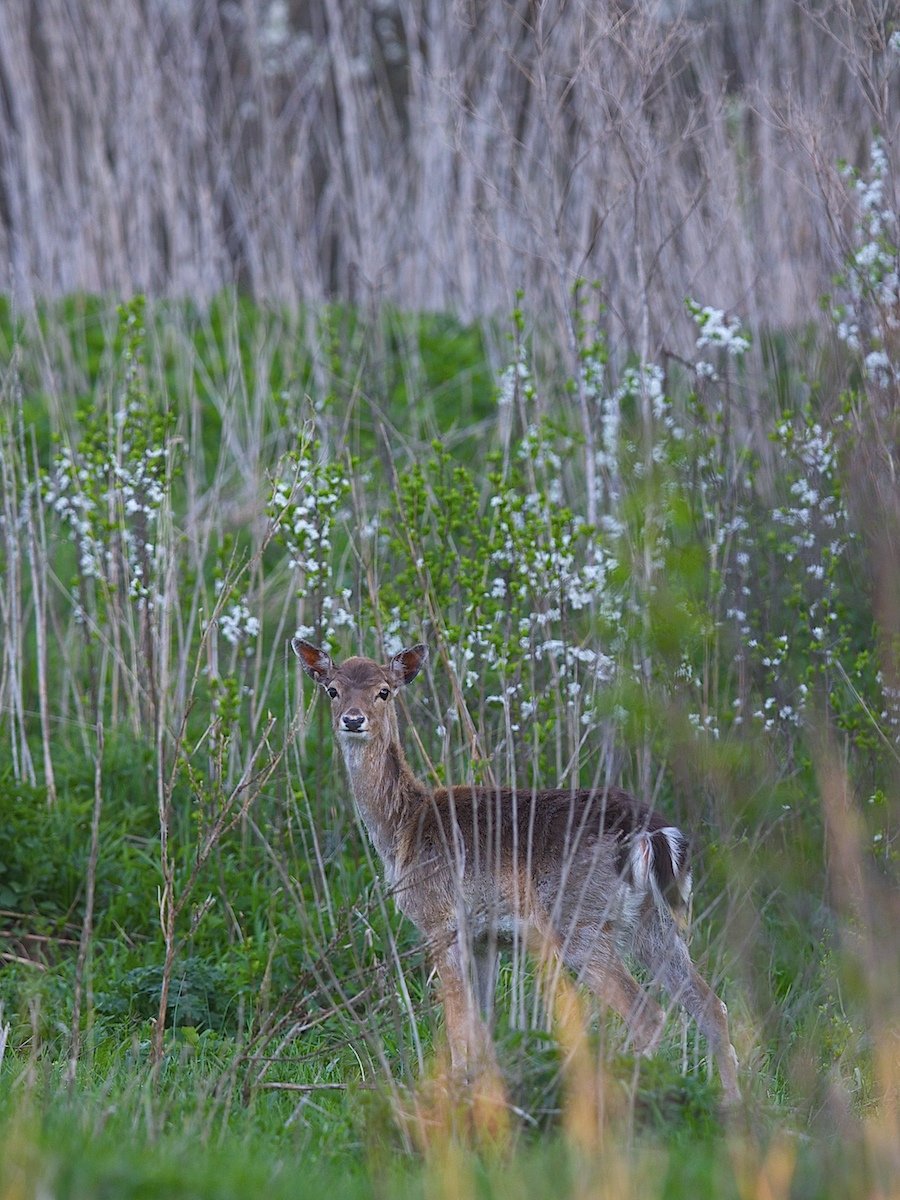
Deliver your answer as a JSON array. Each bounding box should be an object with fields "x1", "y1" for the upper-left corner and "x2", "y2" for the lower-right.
[{"x1": 1, "y1": 1054, "x2": 891, "y2": 1200}]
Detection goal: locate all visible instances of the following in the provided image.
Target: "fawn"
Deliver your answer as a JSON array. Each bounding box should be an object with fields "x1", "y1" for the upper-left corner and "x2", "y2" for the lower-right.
[{"x1": 293, "y1": 638, "x2": 740, "y2": 1104}]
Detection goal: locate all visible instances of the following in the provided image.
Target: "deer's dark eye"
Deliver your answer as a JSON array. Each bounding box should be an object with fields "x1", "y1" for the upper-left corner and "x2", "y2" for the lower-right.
[
  {"x1": 327, "y1": 687, "x2": 339, "y2": 699},
  {"x1": 377, "y1": 687, "x2": 390, "y2": 700}
]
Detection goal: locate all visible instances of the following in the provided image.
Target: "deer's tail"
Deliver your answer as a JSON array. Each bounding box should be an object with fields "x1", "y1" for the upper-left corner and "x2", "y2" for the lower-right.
[{"x1": 627, "y1": 826, "x2": 692, "y2": 917}]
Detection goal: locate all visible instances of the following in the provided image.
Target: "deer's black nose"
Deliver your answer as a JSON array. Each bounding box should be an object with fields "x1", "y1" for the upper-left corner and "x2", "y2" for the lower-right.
[{"x1": 342, "y1": 711, "x2": 365, "y2": 732}]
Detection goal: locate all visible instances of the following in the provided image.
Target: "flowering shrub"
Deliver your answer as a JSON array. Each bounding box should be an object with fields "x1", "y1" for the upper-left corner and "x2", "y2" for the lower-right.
[
  {"x1": 39, "y1": 299, "x2": 176, "y2": 728},
  {"x1": 267, "y1": 437, "x2": 354, "y2": 649},
  {"x1": 43, "y1": 300, "x2": 173, "y2": 610},
  {"x1": 834, "y1": 137, "x2": 898, "y2": 392}
]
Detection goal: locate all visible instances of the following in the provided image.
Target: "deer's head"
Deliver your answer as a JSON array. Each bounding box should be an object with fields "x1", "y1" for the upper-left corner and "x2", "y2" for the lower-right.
[{"x1": 292, "y1": 639, "x2": 427, "y2": 743}]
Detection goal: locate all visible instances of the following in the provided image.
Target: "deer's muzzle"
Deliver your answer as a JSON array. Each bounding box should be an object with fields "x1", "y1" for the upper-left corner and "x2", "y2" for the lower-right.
[{"x1": 340, "y1": 710, "x2": 367, "y2": 734}]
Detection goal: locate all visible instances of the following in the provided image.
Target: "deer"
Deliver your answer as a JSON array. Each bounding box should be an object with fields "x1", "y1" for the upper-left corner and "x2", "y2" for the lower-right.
[{"x1": 293, "y1": 638, "x2": 741, "y2": 1105}]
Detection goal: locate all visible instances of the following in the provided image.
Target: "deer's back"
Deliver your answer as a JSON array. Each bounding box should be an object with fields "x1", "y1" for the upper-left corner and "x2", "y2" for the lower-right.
[{"x1": 393, "y1": 784, "x2": 685, "y2": 934}]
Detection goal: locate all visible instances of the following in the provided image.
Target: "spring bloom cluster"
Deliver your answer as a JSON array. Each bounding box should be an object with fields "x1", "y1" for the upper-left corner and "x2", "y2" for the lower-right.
[
  {"x1": 44, "y1": 433, "x2": 169, "y2": 606},
  {"x1": 835, "y1": 138, "x2": 898, "y2": 390}
]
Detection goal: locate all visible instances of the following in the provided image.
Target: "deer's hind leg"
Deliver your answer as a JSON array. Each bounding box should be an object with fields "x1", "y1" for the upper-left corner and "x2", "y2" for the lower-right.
[
  {"x1": 575, "y1": 951, "x2": 667, "y2": 1056},
  {"x1": 540, "y1": 911, "x2": 666, "y2": 1056},
  {"x1": 472, "y1": 939, "x2": 500, "y2": 1023},
  {"x1": 632, "y1": 911, "x2": 740, "y2": 1104}
]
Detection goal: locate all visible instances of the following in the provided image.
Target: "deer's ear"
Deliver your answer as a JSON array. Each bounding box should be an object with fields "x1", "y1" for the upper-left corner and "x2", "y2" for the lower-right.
[
  {"x1": 292, "y1": 638, "x2": 334, "y2": 684},
  {"x1": 390, "y1": 644, "x2": 427, "y2": 686}
]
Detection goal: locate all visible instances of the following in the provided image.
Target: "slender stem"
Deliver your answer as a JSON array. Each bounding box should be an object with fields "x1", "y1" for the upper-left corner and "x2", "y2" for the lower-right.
[{"x1": 68, "y1": 721, "x2": 104, "y2": 1086}]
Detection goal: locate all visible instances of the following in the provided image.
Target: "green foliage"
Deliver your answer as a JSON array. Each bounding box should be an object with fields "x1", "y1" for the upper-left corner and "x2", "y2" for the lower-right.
[
  {"x1": 0, "y1": 773, "x2": 86, "y2": 916},
  {"x1": 97, "y1": 957, "x2": 231, "y2": 1030}
]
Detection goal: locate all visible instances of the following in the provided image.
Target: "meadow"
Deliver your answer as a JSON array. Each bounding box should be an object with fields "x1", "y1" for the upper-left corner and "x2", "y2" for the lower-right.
[{"x1": 0, "y1": 252, "x2": 897, "y2": 1198}]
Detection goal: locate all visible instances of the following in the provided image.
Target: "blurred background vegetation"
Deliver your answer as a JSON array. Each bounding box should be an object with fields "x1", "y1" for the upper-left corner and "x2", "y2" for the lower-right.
[{"x1": 0, "y1": 0, "x2": 896, "y2": 345}]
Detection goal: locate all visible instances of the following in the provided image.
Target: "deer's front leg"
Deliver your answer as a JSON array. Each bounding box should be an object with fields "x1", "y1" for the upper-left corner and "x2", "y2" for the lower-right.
[{"x1": 434, "y1": 943, "x2": 496, "y2": 1079}]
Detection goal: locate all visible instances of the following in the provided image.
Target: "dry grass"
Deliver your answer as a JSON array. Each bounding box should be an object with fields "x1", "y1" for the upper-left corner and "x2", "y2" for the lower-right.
[{"x1": 0, "y1": 0, "x2": 897, "y2": 353}]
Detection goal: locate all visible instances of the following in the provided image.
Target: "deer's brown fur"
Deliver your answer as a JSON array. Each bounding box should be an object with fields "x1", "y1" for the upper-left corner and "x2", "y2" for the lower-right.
[{"x1": 293, "y1": 639, "x2": 740, "y2": 1104}]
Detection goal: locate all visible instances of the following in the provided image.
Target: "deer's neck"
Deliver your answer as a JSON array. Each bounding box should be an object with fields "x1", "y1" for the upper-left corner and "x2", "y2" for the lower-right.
[{"x1": 338, "y1": 733, "x2": 426, "y2": 876}]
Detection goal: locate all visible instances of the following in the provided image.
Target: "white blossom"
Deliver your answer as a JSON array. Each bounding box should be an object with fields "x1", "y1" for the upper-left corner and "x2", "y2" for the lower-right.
[
  {"x1": 220, "y1": 602, "x2": 261, "y2": 652},
  {"x1": 688, "y1": 300, "x2": 751, "y2": 357}
]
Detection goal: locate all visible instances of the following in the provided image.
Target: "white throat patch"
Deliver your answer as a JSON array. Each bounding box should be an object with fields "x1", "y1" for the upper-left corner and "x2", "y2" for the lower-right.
[{"x1": 338, "y1": 731, "x2": 370, "y2": 775}]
